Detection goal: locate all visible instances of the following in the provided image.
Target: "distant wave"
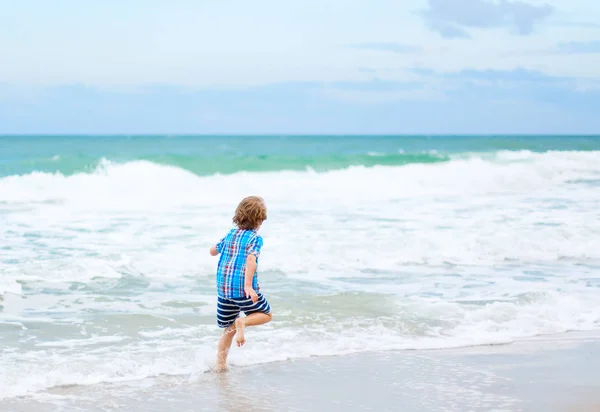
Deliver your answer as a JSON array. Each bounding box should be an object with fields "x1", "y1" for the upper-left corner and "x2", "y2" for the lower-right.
[
  {"x1": 1, "y1": 152, "x2": 452, "y2": 177},
  {"x1": 3, "y1": 149, "x2": 599, "y2": 179},
  {"x1": 4, "y1": 149, "x2": 598, "y2": 179},
  {"x1": 1, "y1": 149, "x2": 599, "y2": 206}
]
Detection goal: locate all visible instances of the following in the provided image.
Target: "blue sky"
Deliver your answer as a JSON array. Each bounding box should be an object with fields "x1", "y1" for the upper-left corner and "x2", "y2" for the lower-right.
[{"x1": 1, "y1": 0, "x2": 599, "y2": 134}]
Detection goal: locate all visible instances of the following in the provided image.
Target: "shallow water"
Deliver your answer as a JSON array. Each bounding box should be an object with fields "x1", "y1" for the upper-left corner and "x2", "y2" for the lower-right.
[{"x1": 1, "y1": 135, "x2": 600, "y2": 401}]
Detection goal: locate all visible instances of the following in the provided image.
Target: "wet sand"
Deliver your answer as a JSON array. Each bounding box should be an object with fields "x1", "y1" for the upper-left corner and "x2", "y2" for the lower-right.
[{"x1": 3, "y1": 332, "x2": 600, "y2": 412}]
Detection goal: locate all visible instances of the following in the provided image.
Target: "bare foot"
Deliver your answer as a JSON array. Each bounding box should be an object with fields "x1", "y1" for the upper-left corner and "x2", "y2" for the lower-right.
[
  {"x1": 213, "y1": 363, "x2": 228, "y2": 373},
  {"x1": 234, "y1": 317, "x2": 246, "y2": 347}
]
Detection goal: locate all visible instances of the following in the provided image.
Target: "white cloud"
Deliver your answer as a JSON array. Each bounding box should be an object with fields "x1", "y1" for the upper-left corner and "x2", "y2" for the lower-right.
[
  {"x1": 421, "y1": 0, "x2": 553, "y2": 37},
  {"x1": 0, "y1": 0, "x2": 598, "y2": 87}
]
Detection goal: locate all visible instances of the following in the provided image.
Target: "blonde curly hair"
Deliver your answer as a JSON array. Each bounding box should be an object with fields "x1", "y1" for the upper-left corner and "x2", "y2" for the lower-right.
[{"x1": 233, "y1": 196, "x2": 267, "y2": 230}]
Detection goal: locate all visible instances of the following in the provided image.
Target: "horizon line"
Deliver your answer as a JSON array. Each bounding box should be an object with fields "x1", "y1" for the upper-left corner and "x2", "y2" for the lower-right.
[{"x1": 2, "y1": 133, "x2": 600, "y2": 137}]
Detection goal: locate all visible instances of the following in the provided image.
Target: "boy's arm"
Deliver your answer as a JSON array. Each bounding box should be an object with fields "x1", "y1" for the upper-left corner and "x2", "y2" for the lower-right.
[
  {"x1": 244, "y1": 254, "x2": 258, "y2": 302},
  {"x1": 210, "y1": 235, "x2": 227, "y2": 256}
]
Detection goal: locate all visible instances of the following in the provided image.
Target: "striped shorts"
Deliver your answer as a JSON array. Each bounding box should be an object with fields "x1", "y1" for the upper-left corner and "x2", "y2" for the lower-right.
[{"x1": 216, "y1": 293, "x2": 271, "y2": 328}]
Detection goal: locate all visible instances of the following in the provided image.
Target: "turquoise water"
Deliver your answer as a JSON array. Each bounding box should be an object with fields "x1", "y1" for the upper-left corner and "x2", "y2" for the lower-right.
[
  {"x1": 2, "y1": 135, "x2": 599, "y2": 176},
  {"x1": 1, "y1": 134, "x2": 600, "y2": 403}
]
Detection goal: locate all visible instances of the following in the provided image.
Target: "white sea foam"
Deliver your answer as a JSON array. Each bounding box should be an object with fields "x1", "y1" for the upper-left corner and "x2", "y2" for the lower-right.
[
  {"x1": 1, "y1": 289, "x2": 598, "y2": 400},
  {"x1": 1, "y1": 151, "x2": 598, "y2": 280},
  {"x1": 0, "y1": 150, "x2": 597, "y2": 203},
  {"x1": 0, "y1": 278, "x2": 22, "y2": 296},
  {"x1": 1, "y1": 150, "x2": 599, "y2": 400},
  {"x1": 35, "y1": 335, "x2": 126, "y2": 348}
]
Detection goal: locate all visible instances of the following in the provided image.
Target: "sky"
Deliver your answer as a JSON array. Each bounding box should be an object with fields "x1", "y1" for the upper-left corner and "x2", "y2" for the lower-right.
[{"x1": 0, "y1": 0, "x2": 599, "y2": 134}]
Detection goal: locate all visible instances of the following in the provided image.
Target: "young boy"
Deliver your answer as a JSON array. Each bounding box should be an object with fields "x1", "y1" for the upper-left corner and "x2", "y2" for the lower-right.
[{"x1": 209, "y1": 196, "x2": 272, "y2": 372}]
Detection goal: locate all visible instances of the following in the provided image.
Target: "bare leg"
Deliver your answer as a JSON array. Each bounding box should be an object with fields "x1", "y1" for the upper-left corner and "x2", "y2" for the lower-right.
[
  {"x1": 234, "y1": 312, "x2": 272, "y2": 347},
  {"x1": 215, "y1": 324, "x2": 236, "y2": 372}
]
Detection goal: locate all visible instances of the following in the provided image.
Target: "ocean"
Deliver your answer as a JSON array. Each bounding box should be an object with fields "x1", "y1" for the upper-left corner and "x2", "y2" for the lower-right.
[{"x1": 1, "y1": 135, "x2": 600, "y2": 404}]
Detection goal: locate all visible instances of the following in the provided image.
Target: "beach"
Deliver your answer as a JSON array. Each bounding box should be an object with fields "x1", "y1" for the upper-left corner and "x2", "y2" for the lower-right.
[
  {"x1": 3, "y1": 0, "x2": 600, "y2": 406},
  {"x1": 1, "y1": 135, "x2": 600, "y2": 410},
  {"x1": 1, "y1": 332, "x2": 599, "y2": 412}
]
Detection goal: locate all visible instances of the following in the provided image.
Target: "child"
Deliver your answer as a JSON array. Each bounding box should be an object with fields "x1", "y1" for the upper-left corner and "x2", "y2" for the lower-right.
[{"x1": 209, "y1": 196, "x2": 272, "y2": 372}]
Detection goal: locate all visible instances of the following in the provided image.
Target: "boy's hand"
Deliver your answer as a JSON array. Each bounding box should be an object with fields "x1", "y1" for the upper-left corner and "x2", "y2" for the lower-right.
[{"x1": 244, "y1": 286, "x2": 258, "y2": 303}]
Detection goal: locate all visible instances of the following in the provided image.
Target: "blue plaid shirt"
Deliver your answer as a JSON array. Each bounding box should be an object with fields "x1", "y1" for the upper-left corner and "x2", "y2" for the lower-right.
[{"x1": 215, "y1": 228, "x2": 263, "y2": 298}]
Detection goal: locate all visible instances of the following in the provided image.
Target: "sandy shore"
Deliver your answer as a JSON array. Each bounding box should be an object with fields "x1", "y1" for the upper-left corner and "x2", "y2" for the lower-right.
[{"x1": 3, "y1": 332, "x2": 600, "y2": 412}]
